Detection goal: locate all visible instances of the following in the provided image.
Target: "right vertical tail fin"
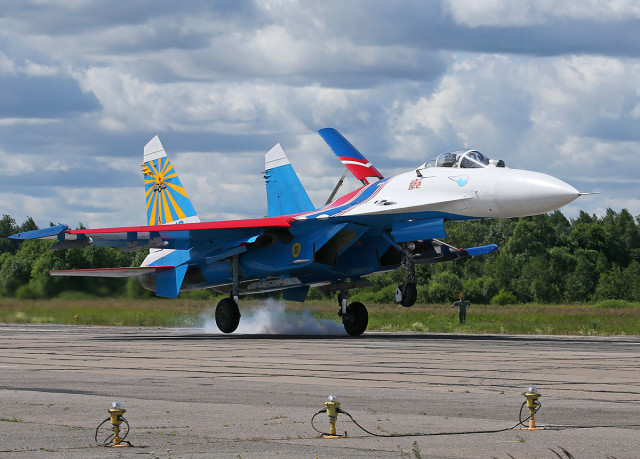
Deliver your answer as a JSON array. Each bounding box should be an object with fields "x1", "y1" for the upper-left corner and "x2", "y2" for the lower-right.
[
  {"x1": 318, "y1": 128, "x2": 384, "y2": 185},
  {"x1": 264, "y1": 144, "x2": 315, "y2": 216},
  {"x1": 143, "y1": 136, "x2": 200, "y2": 226}
]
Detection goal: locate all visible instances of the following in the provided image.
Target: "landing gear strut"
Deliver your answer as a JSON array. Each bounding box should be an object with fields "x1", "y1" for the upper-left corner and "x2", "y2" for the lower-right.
[
  {"x1": 216, "y1": 254, "x2": 242, "y2": 334},
  {"x1": 338, "y1": 290, "x2": 368, "y2": 336},
  {"x1": 395, "y1": 243, "x2": 417, "y2": 307}
]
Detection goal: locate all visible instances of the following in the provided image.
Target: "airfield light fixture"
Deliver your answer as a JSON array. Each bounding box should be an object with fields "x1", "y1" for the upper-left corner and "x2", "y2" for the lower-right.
[
  {"x1": 323, "y1": 395, "x2": 343, "y2": 438},
  {"x1": 95, "y1": 401, "x2": 131, "y2": 447},
  {"x1": 108, "y1": 401, "x2": 128, "y2": 446},
  {"x1": 521, "y1": 386, "x2": 543, "y2": 430}
]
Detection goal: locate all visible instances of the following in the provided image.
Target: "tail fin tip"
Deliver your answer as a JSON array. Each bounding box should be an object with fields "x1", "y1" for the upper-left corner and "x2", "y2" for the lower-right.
[
  {"x1": 265, "y1": 143, "x2": 290, "y2": 170},
  {"x1": 144, "y1": 135, "x2": 166, "y2": 163}
]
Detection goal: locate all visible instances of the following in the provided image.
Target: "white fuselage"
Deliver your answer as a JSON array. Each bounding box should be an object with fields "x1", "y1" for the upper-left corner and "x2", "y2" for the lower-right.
[{"x1": 342, "y1": 166, "x2": 580, "y2": 220}]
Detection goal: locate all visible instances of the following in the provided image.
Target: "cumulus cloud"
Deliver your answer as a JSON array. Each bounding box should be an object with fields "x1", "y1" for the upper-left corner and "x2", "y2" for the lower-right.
[
  {"x1": 0, "y1": 1, "x2": 639, "y2": 229},
  {"x1": 444, "y1": 0, "x2": 640, "y2": 27},
  {"x1": 389, "y1": 54, "x2": 640, "y2": 186}
]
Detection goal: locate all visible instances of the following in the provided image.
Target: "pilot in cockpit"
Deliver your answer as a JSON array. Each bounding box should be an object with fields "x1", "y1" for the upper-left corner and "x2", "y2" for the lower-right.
[
  {"x1": 441, "y1": 153, "x2": 458, "y2": 167},
  {"x1": 419, "y1": 150, "x2": 502, "y2": 173}
]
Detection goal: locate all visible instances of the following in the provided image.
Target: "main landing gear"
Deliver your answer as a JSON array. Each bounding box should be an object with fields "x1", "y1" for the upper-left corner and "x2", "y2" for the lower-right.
[
  {"x1": 338, "y1": 291, "x2": 368, "y2": 336},
  {"x1": 395, "y1": 243, "x2": 417, "y2": 307},
  {"x1": 216, "y1": 254, "x2": 241, "y2": 334},
  {"x1": 215, "y1": 297, "x2": 241, "y2": 334}
]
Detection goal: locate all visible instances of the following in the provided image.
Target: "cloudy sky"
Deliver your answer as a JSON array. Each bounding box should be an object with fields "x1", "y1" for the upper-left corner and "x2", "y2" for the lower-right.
[{"x1": 1, "y1": 0, "x2": 639, "y2": 229}]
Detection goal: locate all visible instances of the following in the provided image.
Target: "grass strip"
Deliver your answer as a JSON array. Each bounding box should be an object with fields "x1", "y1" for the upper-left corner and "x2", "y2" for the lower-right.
[{"x1": 0, "y1": 298, "x2": 638, "y2": 336}]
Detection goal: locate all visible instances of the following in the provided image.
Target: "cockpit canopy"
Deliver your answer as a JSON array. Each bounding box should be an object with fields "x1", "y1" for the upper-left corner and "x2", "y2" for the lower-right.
[{"x1": 420, "y1": 149, "x2": 503, "y2": 169}]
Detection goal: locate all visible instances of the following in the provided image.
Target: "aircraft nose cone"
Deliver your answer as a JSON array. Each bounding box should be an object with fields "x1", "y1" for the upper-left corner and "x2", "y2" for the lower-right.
[{"x1": 494, "y1": 170, "x2": 580, "y2": 217}]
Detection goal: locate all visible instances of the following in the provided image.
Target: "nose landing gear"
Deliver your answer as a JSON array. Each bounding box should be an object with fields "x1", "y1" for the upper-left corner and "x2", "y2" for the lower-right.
[
  {"x1": 396, "y1": 280, "x2": 417, "y2": 307},
  {"x1": 395, "y1": 243, "x2": 417, "y2": 307}
]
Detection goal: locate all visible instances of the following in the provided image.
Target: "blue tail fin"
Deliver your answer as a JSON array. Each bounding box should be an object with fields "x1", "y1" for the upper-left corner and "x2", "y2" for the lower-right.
[
  {"x1": 318, "y1": 128, "x2": 384, "y2": 185},
  {"x1": 264, "y1": 144, "x2": 315, "y2": 216}
]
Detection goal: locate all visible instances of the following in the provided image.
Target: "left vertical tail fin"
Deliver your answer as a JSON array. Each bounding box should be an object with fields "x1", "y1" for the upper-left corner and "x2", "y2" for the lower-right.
[
  {"x1": 142, "y1": 136, "x2": 200, "y2": 226},
  {"x1": 264, "y1": 144, "x2": 315, "y2": 216}
]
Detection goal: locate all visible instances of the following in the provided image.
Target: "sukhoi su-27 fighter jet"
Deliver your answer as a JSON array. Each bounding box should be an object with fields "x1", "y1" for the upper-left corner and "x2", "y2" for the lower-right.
[{"x1": 10, "y1": 128, "x2": 590, "y2": 336}]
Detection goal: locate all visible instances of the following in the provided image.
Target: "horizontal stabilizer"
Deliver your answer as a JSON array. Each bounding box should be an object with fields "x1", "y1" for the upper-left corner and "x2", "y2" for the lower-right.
[
  {"x1": 50, "y1": 266, "x2": 173, "y2": 278},
  {"x1": 9, "y1": 224, "x2": 68, "y2": 240},
  {"x1": 318, "y1": 128, "x2": 384, "y2": 184}
]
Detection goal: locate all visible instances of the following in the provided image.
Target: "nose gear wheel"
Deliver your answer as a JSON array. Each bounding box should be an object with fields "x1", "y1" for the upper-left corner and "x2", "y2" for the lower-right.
[{"x1": 396, "y1": 280, "x2": 418, "y2": 307}]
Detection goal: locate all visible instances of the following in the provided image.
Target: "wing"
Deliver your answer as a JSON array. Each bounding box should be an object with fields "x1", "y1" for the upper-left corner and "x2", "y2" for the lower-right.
[
  {"x1": 10, "y1": 217, "x2": 293, "y2": 252},
  {"x1": 10, "y1": 217, "x2": 295, "y2": 299}
]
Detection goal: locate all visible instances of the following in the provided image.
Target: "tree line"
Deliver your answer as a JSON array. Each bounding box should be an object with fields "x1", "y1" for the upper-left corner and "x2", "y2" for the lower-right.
[
  {"x1": 0, "y1": 215, "x2": 150, "y2": 299},
  {"x1": 1, "y1": 210, "x2": 639, "y2": 304}
]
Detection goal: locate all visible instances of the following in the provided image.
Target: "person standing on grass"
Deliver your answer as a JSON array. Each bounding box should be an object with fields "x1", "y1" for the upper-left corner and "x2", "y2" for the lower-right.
[{"x1": 452, "y1": 293, "x2": 471, "y2": 324}]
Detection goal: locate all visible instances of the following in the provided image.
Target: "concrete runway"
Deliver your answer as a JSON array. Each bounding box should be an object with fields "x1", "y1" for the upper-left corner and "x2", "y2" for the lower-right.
[{"x1": 1, "y1": 324, "x2": 639, "y2": 458}]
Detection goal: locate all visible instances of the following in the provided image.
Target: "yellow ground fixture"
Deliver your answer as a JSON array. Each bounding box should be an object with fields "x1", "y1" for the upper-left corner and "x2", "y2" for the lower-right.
[
  {"x1": 108, "y1": 401, "x2": 129, "y2": 446},
  {"x1": 521, "y1": 386, "x2": 543, "y2": 430},
  {"x1": 95, "y1": 401, "x2": 131, "y2": 447},
  {"x1": 323, "y1": 395, "x2": 345, "y2": 438}
]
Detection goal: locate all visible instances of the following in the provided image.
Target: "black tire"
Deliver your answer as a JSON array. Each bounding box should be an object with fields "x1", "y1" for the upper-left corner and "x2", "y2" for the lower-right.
[
  {"x1": 215, "y1": 298, "x2": 241, "y2": 334},
  {"x1": 398, "y1": 282, "x2": 417, "y2": 307},
  {"x1": 343, "y1": 302, "x2": 368, "y2": 336}
]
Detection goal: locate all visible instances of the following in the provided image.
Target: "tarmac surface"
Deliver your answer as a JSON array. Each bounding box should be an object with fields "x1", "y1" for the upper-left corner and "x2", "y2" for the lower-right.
[{"x1": 0, "y1": 323, "x2": 639, "y2": 458}]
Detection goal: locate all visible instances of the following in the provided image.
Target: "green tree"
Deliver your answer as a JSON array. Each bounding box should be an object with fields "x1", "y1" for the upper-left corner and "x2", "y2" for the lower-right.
[
  {"x1": 623, "y1": 261, "x2": 640, "y2": 301},
  {"x1": 564, "y1": 249, "x2": 599, "y2": 302},
  {"x1": 427, "y1": 271, "x2": 462, "y2": 303},
  {"x1": 594, "y1": 265, "x2": 629, "y2": 300},
  {"x1": 568, "y1": 222, "x2": 606, "y2": 252},
  {"x1": 0, "y1": 237, "x2": 52, "y2": 296},
  {"x1": 520, "y1": 255, "x2": 562, "y2": 303},
  {"x1": 0, "y1": 214, "x2": 20, "y2": 255},
  {"x1": 504, "y1": 215, "x2": 559, "y2": 259},
  {"x1": 491, "y1": 288, "x2": 517, "y2": 305}
]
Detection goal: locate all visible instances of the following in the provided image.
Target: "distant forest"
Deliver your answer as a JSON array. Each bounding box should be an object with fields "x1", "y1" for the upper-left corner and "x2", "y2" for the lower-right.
[{"x1": 1, "y1": 210, "x2": 639, "y2": 304}]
